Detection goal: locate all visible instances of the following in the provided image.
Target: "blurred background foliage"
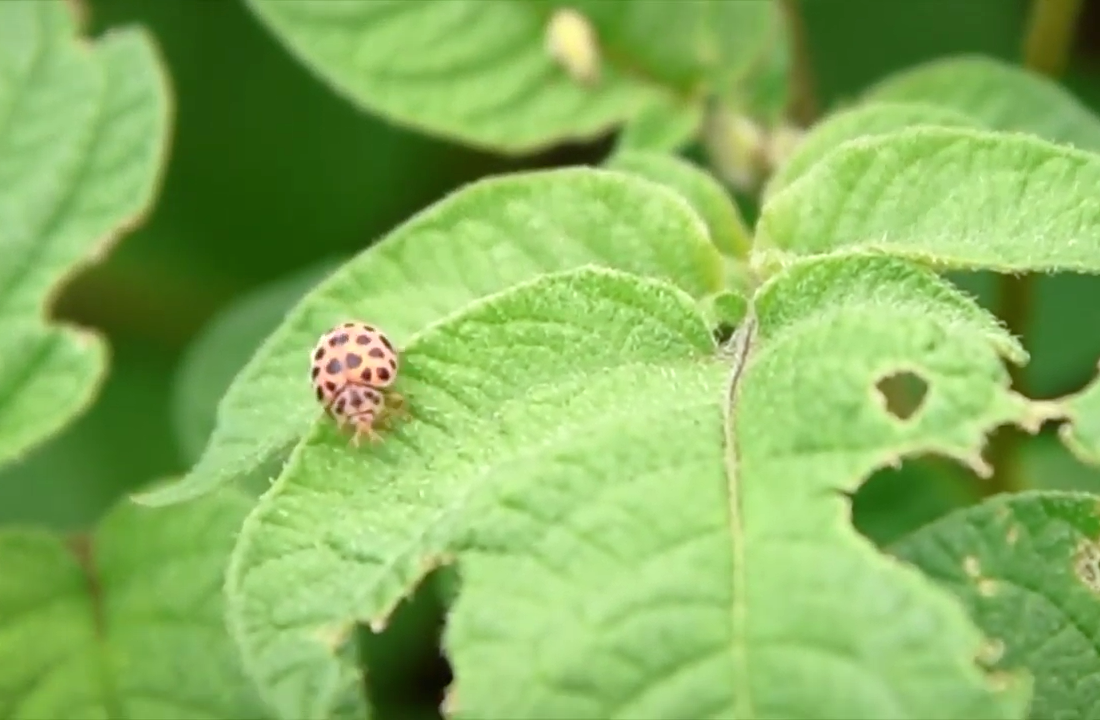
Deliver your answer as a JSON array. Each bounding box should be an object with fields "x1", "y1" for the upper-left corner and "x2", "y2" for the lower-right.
[{"x1": 6, "y1": 0, "x2": 1100, "y2": 545}]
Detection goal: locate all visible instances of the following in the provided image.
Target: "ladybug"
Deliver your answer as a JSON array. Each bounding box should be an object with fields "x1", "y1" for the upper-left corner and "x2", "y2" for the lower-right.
[{"x1": 309, "y1": 321, "x2": 406, "y2": 445}]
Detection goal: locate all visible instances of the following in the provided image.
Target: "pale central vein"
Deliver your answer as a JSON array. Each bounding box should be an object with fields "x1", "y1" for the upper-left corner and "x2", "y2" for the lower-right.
[{"x1": 722, "y1": 314, "x2": 756, "y2": 719}]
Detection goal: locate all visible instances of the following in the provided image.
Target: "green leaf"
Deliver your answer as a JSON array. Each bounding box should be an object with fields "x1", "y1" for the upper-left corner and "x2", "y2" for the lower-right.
[
  {"x1": 765, "y1": 101, "x2": 981, "y2": 197},
  {"x1": 700, "y1": 290, "x2": 749, "y2": 332},
  {"x1": 866, "y1": 55, "x2": 1100, "y2": 152},
  {"x1": 244, "y1": 1, "x2": 781, "y2": 153},
  {"x1": 613, "y1": 96, "x2": 701, "y2": 154},
  {"x1": 228, "y1": 262, "x2": 1037, "y2": 720},
  {"x1": 756, "y1": 127, "x2": 1100, "y2": 274},
  {"x1": 0, "y1": 1, "x2": 170, "y2": 468},
  {"x1": 173, "y1": 261, "x2": 337, "y2": 464},
  {"x1": 244, "y1": 0, "x2": 663, "y2": 153},
  {"x1": 0, "y1": 488, "x2": 270, "y2": 719},
  {"x1": 562, "y1": 0, "x2": 782, "y2": 93},
  {"x1": 892, "y1": 491, "x2": 1100, "y2": 720},
  {"x1": 136, "y1": 168, "x2": 722, "y2": 507},
  {"x1": 605, "y1": 150, "x2": 752, "y2": 257},
  {"x1": 1060, "y1": 365, "x2": 1100, "y2": 467}
]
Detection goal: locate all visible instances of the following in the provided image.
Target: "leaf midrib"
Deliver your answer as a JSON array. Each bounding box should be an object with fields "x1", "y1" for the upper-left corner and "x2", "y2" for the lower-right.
[{"x1": 722, "y1": 315, "x2": 757, "y2": 718}]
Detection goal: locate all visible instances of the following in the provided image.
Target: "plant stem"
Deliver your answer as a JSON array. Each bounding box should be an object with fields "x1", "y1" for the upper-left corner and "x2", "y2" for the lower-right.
[
  {"x1": 987, "y1": 0, "x2": 1084, "y2": 496},
  {"x1": 779, "y1": 0, "x2": 819, "y2": 126},
  {"x1": 1024, "y1": 0, "x2": 1085, "y2": 75}
]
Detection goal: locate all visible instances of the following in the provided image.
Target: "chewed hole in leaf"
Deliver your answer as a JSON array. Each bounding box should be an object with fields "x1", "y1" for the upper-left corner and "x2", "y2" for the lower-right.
[
  {"x1": 874, "y1": 369, "x2": 929, "y2": 420},
  {"x1": 1073, "y1": 538, "x2": 1100, "y2": 595}
]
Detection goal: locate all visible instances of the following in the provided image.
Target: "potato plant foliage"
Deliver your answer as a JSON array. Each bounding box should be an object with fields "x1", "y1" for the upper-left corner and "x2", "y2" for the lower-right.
[{"x1": 5, "y1": 1, "x2": 1100, "y2": 719}]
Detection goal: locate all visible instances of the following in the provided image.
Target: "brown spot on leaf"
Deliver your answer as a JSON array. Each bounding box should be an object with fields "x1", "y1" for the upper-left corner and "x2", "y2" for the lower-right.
[
  {"x1": 1075, "y1": 539, "x2": 1100, "y2": 594},
  {"x1": 312, "y1": 620, "x2": 356, "y2": 652}
]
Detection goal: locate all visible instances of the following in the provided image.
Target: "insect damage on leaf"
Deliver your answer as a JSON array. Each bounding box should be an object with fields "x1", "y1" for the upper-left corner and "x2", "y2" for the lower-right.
[
  {"x1": 1073, "y1": 537, "x2": 1100, "y2": 595},
  {"x1": 961, "y1": 555, "x2": 999, "y2": 598},
  {"x1": 875, "y1": 369, "x2": 930, "y2": 421}
]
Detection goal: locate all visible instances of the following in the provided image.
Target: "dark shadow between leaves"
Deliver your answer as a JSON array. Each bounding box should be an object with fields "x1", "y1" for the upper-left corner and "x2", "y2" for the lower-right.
[{"x1": 359, "y1": 564, "x2": 459, "y2": 720}]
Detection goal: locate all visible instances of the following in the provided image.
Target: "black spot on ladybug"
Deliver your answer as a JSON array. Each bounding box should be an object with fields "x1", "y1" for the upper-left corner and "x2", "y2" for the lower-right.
[
  {"x1": 326, "y1": 358, "x2": 342, "y2": 374},
  {"x1": 368, "y1": 347, "x2": 385, "y2": 359},
  {"x1": 361, "y1": 368, "x2": 373, "y2": 383},
  {"x1": 311, "y1": 366, "x2": 321, "y2": 379},
  {"x1": 349, "y1": 392, "x2": 363, "y2": 408},
  {"x1": 365, "y1": 389, "x2": 381, "y2": 402},
  {"x1": 335, "y1": 398, "x2": 346, "y2": 413},
  {"x1": 343, "y1": 322, "x2": 355, "y2": 328},
  {"x1": 324, "y1": 381, "x2": 337, "y2": 393},
  {"x1": 379, "y1": 335, "x2": 395, "y2": 352},
  {"x1": 356, "y1": 334, "x2": 372, "y2": 345},
  {"x1": 315, "y1": 386, "x2": 325, "y2": 401},
  {"x1": 377, "y1": 367, "x2": 391, "y2": 382},
  {"x1": 336, "y1": 333, "x2": 350, "y2": 345},
  {"x1": 313, "y1": 347, "x2": 325, "y2": 361},
  {"x1": 345, "y1": 353, "x2": 362, "y2": 369},
  {"x1": 387, "y1": 358, "x2": 397, "y2": 370}
]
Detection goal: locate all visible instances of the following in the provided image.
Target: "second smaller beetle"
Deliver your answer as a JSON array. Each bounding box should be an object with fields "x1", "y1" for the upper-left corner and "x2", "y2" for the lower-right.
[{"x1": 309, "y1": 321, "x2": 405, "y2": 445}]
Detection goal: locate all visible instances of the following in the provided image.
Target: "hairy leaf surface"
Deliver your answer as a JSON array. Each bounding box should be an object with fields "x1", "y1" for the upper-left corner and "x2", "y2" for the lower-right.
[
  {"x1": 138, "y1": 169, "x2": 721, "y2": 506},
  {"x1": 757, "y1": 128, "x2": 1100, "y2": 274},
  {"x1": 765, "y1": 102, "x2": 980, "y2": 197},
  {"x1": 228, "y1": 262, "x2": 1035, "y2": 719},
  {"x1": 866, "y1": 55, "x2": 1100, "y2": 151}
]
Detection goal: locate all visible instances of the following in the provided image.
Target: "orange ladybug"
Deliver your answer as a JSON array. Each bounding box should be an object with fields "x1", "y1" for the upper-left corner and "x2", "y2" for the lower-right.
[{"x1": 309, "y1": 321, "x2": 405, "y2": 445}]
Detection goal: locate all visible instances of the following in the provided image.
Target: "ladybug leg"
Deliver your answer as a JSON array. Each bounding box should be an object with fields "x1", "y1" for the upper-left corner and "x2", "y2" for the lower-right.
[
  {"x1": 386, "y1": 391, "x2": 410, "y2": 419},
  {"x1": 349, "y1": 413, "x2": 382, "y2": 447}
]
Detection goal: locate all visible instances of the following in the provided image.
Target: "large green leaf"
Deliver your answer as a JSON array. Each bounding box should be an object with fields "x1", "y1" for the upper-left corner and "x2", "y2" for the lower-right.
[
  {"x1": 756, "y1": 127, "x2": 1100, "y2": 274},
  {"x1": 0, "y1": 1, "x2": 170, "y2": 467},
  {"x1": 892, "y1": 491, "x2": 1100, "y2": 720},
  {"x1": 227, "y1": 261, "x2": 1037, "y2": 719},
  {"x1": 243, "y1": 0, "x2": 780, "y2": 153},
  {"x1": 764, "y1": 101, "x2": 981, "y2": 197},
  {"x1": 857, "y1": 55, "x2": 1100, "y2": 399},
  {"x1": 865, "y1": 55, "x2": 1100, "y2": 152},
  {"x1": 136, "y1": 169, "x2": 723, "y2": 507},
  {"x1": 0, "y1": 488, "x2": 269, "y2": 719}
]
